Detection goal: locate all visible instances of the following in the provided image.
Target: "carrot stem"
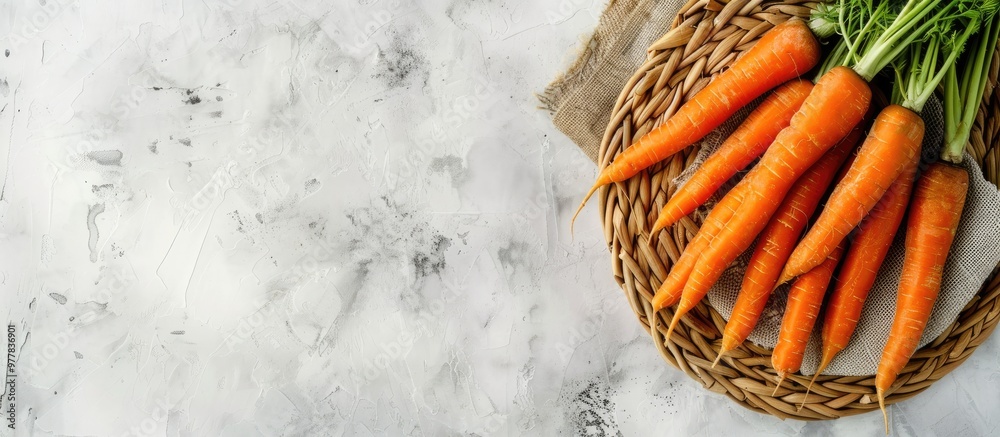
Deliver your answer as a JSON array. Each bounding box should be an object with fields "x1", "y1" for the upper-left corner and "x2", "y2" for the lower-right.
[{"x1": 944, "y1": 12, "x2": 1000, "y2": 163}]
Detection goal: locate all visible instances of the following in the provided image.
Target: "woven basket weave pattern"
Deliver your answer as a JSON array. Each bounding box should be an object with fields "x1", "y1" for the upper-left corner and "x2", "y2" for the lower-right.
[{"x1": 597, "y1": 0, "x2": 1000, "y2": 420}]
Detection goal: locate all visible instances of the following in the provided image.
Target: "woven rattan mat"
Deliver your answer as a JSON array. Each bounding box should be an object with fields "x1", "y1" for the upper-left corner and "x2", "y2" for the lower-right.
[{"x1": 542, "y1": 0, "x2": 1000, "y2": 420}]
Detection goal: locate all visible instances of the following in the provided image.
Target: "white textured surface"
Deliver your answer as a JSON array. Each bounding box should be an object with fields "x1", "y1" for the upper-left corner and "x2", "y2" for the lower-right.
[{"x1": 0, "y1": 1, "x2": 998, "y2": 436}]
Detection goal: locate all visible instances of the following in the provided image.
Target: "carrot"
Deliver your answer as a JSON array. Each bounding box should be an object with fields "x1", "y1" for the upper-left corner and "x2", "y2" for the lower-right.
[
  {"x1": 876, "y1": 8, "x2": 999, "y2": 431},
  {"x1": 809, "y1": 151, "x2": 918, "y2": 384},
  {"x1": 664, "y1": 0, "x2": 973, "y2": 345},
  {"x1": 650, "y1": 186, "x2": 745, "y2": 310},
  {"x1": 662, "y1": 66, "x2": 871, "y2": 340},
  {"x1": 778, "y1": 105, "x2": 924, "y2": 284},
  {"x1": 649, "y1": 79, "x2": 814, "y2": 237},
  {"x1": 713, "y1": 128, "x2": 860, "y2": 366},
  {"x1": 771, "y1": 242, "x2": 845, "y2": 394},
  {"x1": 570, "y1": 19, "x2": 822, "y2": 231},
  {"x1": 875, "y1": 163, "x2": 968, "y2": 427},
  {"x1": 781, "y1": 0, "x2": 991, "y2": 285}
]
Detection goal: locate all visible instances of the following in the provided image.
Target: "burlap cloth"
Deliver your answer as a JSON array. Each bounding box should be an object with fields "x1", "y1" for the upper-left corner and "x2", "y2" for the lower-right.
[{"x1": 541, "y1": 0, "x2": 1000, "y2": 376}]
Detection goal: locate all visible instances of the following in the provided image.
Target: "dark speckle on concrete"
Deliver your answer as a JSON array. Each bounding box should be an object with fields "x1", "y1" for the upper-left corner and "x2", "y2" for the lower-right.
[
  {"x1": 87, "y1": 150, "x2": 123, "y2": 166},
  {"x1": 374, "y1": 32, "x2": 429, "y2": 89},
  {"x1": 49, "y1": 292, "x2": 67, "y2": 305}
]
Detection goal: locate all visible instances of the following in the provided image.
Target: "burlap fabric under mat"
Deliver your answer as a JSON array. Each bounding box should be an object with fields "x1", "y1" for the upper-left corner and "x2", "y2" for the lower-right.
[{"x1": 540, "y1": 0, "x2": 1000, "y2": 376}]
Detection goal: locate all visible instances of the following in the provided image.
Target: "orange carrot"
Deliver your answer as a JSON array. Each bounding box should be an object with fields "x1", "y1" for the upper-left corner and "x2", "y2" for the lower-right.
[
  {"x1": 650, "y1": 185, "x2": 747, "y2": 310},
  {"x1": 650, "y1": 79, "x2": 814, "y2": 236},
  {"x1": 875, "y1": 163, "x2": 968, "y2": 427},
  {"x1": 779, "y1": 105, "x2": 924, "y2": 284},
  {"x1": 650, "y1": 195, "x2": 737, "y2": 310},
  {"x1": 571, "y1": 19, "x2": 822, "y2": 231},
  {"x1": 663, "y1": 66, "x2": 871, "y2": 340},
  {"x1": 870, "y1": 6, "x2": 998, "y2": 429},
  {"x1": 772, "y1": 242, "x2": 845, "y2": 393},
  {"x1": 810, "y1": 151, "x2": 919, "y2": 383},
  {"x1": 725, "y1": 91, "x2": 881, "y2": 369},
  {"x1": 714, "y1": 128, "x2": 860, "y2": 365}
]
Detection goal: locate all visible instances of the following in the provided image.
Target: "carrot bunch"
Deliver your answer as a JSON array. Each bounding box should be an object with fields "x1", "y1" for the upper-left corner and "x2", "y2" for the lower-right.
[
  {"x1": 572, "y1": 0, "x2": 999, "y2": 429},
  {"x1": 872, "y1": 8, "x2": 1000, "y2": 432},
  {"x1": 570, "y1": 18, "x2": 822, "y2": 232}
]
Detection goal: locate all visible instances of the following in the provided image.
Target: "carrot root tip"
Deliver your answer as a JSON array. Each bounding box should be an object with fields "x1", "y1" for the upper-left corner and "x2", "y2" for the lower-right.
[
  {"x1": 571, "y1": 183, "x2": 601, "y2": 236},
  {"x1": 800, "y1": 372, "x2": 821, "y2": 413},
  {"x1": 664, "y1": 313, "x2": 682, "y2": 342},
  {"x1": 774, "y1": 271, "x2": 793, "y2": 290},
  {"x1": 806, "y1": 357, "x2": 831, "y2": 398},
  {"x1": 878, "y1": 390, "x2": 888, "y2": 435},
  {"x1": 771, "y1": 373, "x2": 786, "y2": 397},
  {"x1": 804, "y1": 372, "x2": 821, "y2": 404},
  {"x1": 711, "y1": 349, "x2": 727, "y2": 368}
]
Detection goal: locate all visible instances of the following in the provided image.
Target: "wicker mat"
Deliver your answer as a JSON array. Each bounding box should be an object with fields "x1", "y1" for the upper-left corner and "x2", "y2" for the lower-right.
[{"x1": 541, "y1": 0, "x2": 1000, "y2": 376}]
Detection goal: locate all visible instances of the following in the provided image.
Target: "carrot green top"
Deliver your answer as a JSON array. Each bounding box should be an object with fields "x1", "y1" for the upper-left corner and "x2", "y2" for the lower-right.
[
  {"x1": 943, "y1": 11, "x2": 1000, "y2": 164},
  {"x1": 892, "y1": 3, "x2": 999, "y2": 112},
  {"x1": 811, "y1": 0, "x2": 1000, "y2": 100}
]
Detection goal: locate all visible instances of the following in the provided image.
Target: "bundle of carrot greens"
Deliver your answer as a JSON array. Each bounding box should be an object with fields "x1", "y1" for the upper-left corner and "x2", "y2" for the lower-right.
[{"x1": 573, "y1": 0, "x2": 1000, "y2": 428}]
